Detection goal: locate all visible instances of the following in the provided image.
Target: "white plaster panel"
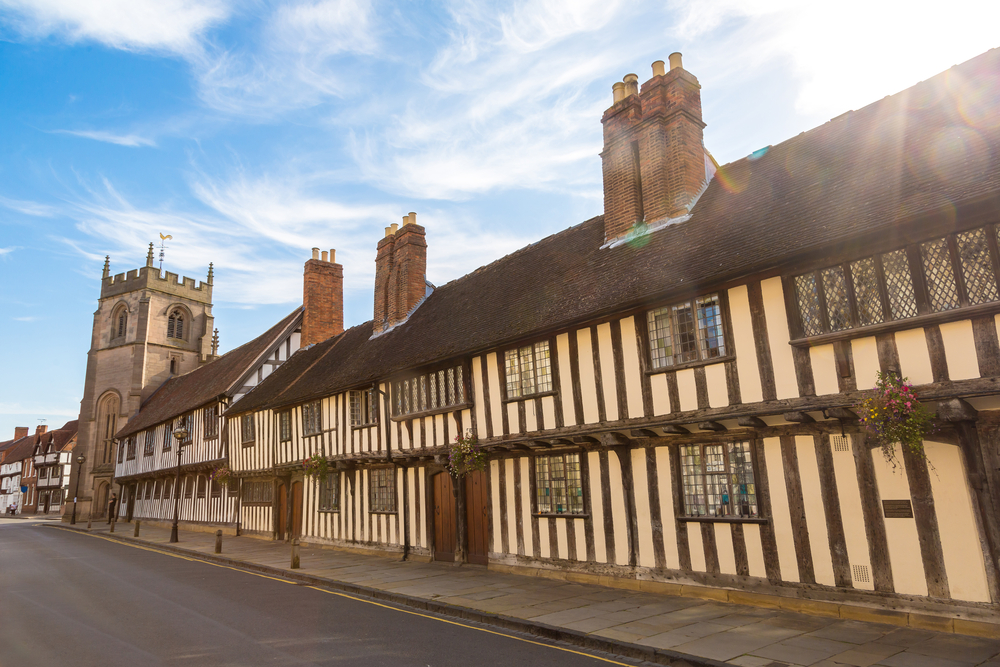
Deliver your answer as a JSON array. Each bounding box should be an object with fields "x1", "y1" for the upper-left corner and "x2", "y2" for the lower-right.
[
  {"x1": 506, "y1": 403, "x2": 519, "y2": 435},
  {"x1": 607, "y1": 451, "x2": 629, "y2": 566},
  {"x1": 925, "y1": 441, "x2": 990, "y2": 602},
  {"x1": 714, "y1": 523, "x2": 737, "y2": 575},
  {"x1": 650, "y1": 373, "x2": 671, "y2": 416},
  {"x1": 743, "y1": 524, "x2": 767, "y2": 578},
  {"x1": 760, "y1": 277, "x2": 799, "y2": 399},
  {"x1": 810, "y1": 344, "x2": 840, "y2": 396},
  {"x1": 524, "y1": 399, "x2": 538, "y2": 433},
  {"x1": 619, "y1": 317, "x2": 645, "y2": 419},
  {"x1": 728, "y1": 284, "x2": 763, "y2": 404},
  {"x1": 541, "y1": 396, "x2": 556, "y2": 431},
  {"x1": 832, "y1": 436, "x2": 874, "y2": 590},
  {"x1": 486, "y1": 352, "x2": 504, "y2": 436},
  {"x1": 577, "y1": 329, "x2": 601, "y2": 424},
  {"x1": 435, "y1": 414, "x2": 445, "y2": 447},
  {"x1": 851, "y1": 337, "x2": 881, "y2": 389},
  {"x1": 574, "y1": 518, "x2": 587, "y2": 562},
  {"x1": 763, "y1": 437, "x2": 800, "y2": 582},
  {"x1": 556, "y1": 333, "x2": 576, "y2": 426},
  {"x1": 676, "y1": 369, "x2": 698, "y2": 412},
  {"x1": 873, "y1": 445, "x2": 928, "y2": 597},
  {"x1": 597, "y1": 322, "x2": 619, "y2": 422},
  {"x1": 939, "y1": 320, "x2": 979, "y2": 380},
  {"x1": 588, "y1": 451, "x2": 607, "y2": 563},
  {"x1": 631, "y1": 448, "x2": 655, "y2": 568},
  {"x1": 490, "y1": 461, "x2": 502, "y2": 553},
  {"x1": 705, "y1": 363, "x2": 729, "y2": 408},
  {"x1": 656, "y1": 447, "x2": 679, "y2": 569},
  {"x1": 473, "y1": 356, "x2": 487, "y2": 439},
  {"x1": 795, "y1": 435, "x2": 836, "y2": 586},
  {"x1": 520, "y1": 458, "x2": 534, "y2": 556},
  {"x1": 556, "y1": 519, "x2": 569, "y2": 560},
  {"x1": 687, "y1": 522, "x2": 706, "y2": 572},
  {"x1": 505, "y1": 459, "x2": 517, "y2": 556},
  {"x1": 538, "y1": 515, "x2": 550, "y2": 558},
  {"x1": 895, "y1": 328, "x2": 933, "y2": 385}
]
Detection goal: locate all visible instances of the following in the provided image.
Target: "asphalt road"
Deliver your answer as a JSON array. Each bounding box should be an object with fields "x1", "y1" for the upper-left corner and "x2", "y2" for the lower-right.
[{"x1": 0, "y1": 519, "x2": 647, "y2": 667}]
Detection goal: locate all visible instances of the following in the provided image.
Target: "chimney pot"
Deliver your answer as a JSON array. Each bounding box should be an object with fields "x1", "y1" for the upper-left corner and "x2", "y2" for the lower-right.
[
  {"x1": 329, "y1": 249, "x2": 336, "y2": 263},
  {"x1": 652, "y1": 60, "x2": 665, "y2": 77},
  {"x1": 402, "y1": 215, "x2": 409, "y2": 227},
  {"x1": 612, "y1": 81, "x2": 625, "y2": 103},
  {"x1": 311, "y1": 248, "x2": 320, "y2": 260},
  {"x1": 669, "y1": 52, "x2": 683, "y2": 70},
  {"x1": 35, "y1": 425, "x2": 47, "y2": 435},
  {"x1": 408, "y1": 212, "x2": 417, "y2": 226},
  {"x1": 14, "y1": 427, "x2": 28, "y2": 440},
  {"x1": 623, "y1": 73, "x2": 639, "y2": 97},
  {"x1": 385, "y1": 227, "x2": 393, "y2": 237},
  {"x1": 321, "y1": 251, "x2": 328, "y2": 262},
  {"x1": 391, "y1": 223, "x2": 399, "y2": 234}
]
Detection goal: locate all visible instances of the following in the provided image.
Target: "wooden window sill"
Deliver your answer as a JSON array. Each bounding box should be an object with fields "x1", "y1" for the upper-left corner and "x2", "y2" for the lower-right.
[
  {"x1": 789, "y1": 302, "x2": 1000, "y2": 348},
  {"x1": 645, "y1": 354, "x2": 734, "y2": 375},
  {"x1": 241, "y1": 441, "x2": 256, "y2": 448},
  {"x1": 318, "y1": 508, "x2": 339, "y2": 514},
  {"x1": 677, "y1": 516, "x2": 768, "y2": 524},
  {"x1": 369, "y1": 510, "x2": 397, "y2": 515},
  {"x1": 533, "y1": 512, "x2": 589, "y2": 519},
  {"x1": 350, "y1": 423, "x2": 379, "y2": 431},
  {"x1": 502, "y1": 390, "x2": 557, "y2": 405}
]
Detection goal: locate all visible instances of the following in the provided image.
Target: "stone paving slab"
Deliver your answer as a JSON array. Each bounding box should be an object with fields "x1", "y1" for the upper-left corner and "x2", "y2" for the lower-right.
[{"x1": 55, "y1": 521, "x2": 1000, "y2": 666}]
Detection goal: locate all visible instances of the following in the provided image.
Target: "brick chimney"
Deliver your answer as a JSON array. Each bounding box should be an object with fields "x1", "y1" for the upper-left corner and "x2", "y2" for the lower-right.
[
  {"x1": 35, "y1": 425, "x2": 47, "y2": 436},
  {"x1": 301, "y1": 247, "x2": 344, "y2": 346},
  {"x1": 601, "y1": 53, "x2": 712, "y2": 245},
  {"x1": 14, "y1": 427, "x2": 28, "y2": 440},
  {"x1": 373, "y1": 213, "x2": 428, "y2": 334}
]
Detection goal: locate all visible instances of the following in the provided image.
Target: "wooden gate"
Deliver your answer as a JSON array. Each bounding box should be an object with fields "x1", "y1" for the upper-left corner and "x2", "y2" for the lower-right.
[
  {"x1": 291, "y1": 481, "x2": 303, "y2": 538},
  {"x1": 277, "y1": 482, "x2": 287, "y2": 539},
  {"x1": 465, "y1": 470, "x2": 489, "y2": 565},
  {"x1": 433, "y1": 473, "x2": 456, "y2": 562}
]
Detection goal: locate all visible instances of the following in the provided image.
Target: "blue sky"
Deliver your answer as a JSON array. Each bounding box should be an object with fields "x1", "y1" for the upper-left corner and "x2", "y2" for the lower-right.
[{"x1": 1, "y1": 0, "x2": 997, "y2": 438}]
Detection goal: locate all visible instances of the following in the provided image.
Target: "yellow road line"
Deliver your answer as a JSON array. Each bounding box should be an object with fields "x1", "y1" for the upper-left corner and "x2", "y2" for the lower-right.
[{"x1": 53, "y1": 527, "x2": 631, "y2": 665}]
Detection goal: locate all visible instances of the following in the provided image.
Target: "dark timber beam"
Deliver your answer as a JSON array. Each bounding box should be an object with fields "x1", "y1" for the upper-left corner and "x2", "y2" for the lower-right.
[
  {"x1": 937, "y1": 398, "x2": 979, "y2": 422},
  {"x1": 661, "y1": 425, "x2": 691, "y2": 435},
  {"x1": 784, "y1": 411, "x2": 815, "y2": 423},
  {"x1": 823, "y1": 407, "x2": 858, "y2": 421},
  {"x1": 737, "y1": 416, "x2": 767, "y2": 428},
  {"x1": 630, "y1": 428, "x2": 659, "y2": 438},
  {"x1": 698, "y1": 421, "x2": 727, "y2": 432},
  {"x1": 601, "y1": 432, "x2": 632, "y2": 447}
]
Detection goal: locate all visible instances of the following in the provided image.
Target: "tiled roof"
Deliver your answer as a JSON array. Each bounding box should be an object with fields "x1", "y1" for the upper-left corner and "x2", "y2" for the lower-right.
[
  {"x1": 227, "y1": 48, "x2": 1000, "y2": 415},
  {"x1": 116, "y1": 308, "x2": 302, "y2": 439}
]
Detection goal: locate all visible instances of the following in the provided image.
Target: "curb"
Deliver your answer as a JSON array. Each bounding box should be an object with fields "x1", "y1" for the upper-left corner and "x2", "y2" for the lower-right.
[{"x1": 50, "y1": 524, "x2": 726, "y2": 667}]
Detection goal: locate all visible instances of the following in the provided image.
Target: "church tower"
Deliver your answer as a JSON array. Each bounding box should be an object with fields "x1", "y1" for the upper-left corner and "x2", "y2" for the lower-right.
[{"x1": 66, "y1": 245, "x2": 216, "y2": 522}]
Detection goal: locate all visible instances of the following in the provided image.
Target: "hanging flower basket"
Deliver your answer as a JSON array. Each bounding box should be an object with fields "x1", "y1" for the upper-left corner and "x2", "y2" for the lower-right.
[
  {"x1": 302, "y1": 452, "x2": 330, "y2": 480},
  {"x1": 209, "y1": 465, "x2": 231, "y2": 486},
  {"x1": 857, "y1": 371, "x2": 934, "y2": 466},
  {"x1": 447, "y1": 430, "x2": 487, "y2": 477}
]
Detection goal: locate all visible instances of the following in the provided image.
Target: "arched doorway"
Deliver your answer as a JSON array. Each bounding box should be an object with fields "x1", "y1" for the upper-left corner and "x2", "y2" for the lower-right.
[{"x1": 95, "y1": 482, "x2": 109, "y2": 519}]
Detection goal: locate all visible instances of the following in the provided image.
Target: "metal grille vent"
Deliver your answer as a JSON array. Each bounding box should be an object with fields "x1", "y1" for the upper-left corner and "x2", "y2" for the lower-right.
[
  {"x1": 831, "y1": 435, "x2": 851, "y2": 452},
  {"x1": 852, "y1": 564, "x2": 871, "y2": 584}
]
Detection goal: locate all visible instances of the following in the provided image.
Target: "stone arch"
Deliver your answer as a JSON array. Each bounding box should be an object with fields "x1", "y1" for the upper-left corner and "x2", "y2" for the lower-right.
[
  {"x1": 95, "y1": 390, "x2": 121, "y2": 465},
  {"x1": 95, "y1": 480, "x2": 110, "y2": 519},
  {"x1": 109, "y1": 301, "x2": 130, "y2": 343},
  {"x1": 163, "y1": 302, "x2": 194, "y2": 342}
]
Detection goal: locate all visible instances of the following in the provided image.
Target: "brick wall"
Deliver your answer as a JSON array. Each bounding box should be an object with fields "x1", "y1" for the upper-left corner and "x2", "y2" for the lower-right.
[{"x1": 302, "y1": 258, "x2": 344, "y2": 346}]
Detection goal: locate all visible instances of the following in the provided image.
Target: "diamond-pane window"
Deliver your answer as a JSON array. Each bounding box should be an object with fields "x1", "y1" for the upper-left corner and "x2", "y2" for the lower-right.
[
  {"x1": 921, "y1": 238, "x2": 961, "y2": 312},
  {"x1": 850, "y1": 258, "x2": 884, "y2": 326},
  {"x1": 821, "y1": 266, "x2": 852, "y2": 331},
  {"x1": 957, "y1": 228, "x2": 998, "y2": 305},
  {"x1": 881, "y1": 250, "x2": 918, "y2": 319},
  {"x1": 794, "y1": 274, "x2": 823, "y2": 337},
  {"x1": 392, "y1": 365, "x2": 468, "y2": 417}
]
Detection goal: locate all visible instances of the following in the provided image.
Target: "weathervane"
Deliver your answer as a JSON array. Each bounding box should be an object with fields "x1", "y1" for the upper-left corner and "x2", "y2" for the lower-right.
[{"x1": 158, "y1": 233, "x2": 173, "y2": 272}]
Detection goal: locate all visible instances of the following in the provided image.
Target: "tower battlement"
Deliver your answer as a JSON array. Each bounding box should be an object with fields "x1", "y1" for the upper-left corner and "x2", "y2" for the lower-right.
[{"x1": 101, "y1": 266, "x2": 213, "y2": 303}]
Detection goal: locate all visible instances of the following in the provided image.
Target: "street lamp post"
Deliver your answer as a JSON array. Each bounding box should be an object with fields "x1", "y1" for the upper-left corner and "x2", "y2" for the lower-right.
[
  {"x1": 169, "y1": 422, "x2": 189, "y2": 543},
  {"x1": 70, "y1": 454, "x2": 86, "y2": 525}
]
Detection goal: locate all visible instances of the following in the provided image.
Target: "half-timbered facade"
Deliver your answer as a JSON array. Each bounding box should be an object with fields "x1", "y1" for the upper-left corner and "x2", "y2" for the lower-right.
[
  {"x1": 112, "y1": 308, "x2": 303, "y2": 530},
  {"x1": 224, "y1": 49, "x2": 1000, "y2": 621},
  {"x1": 30, "y1": 421, "x2": 77, "y2": 515}
]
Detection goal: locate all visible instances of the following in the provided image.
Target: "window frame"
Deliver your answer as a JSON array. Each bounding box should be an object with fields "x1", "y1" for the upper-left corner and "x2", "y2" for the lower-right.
[
  {"x1": 391, "y1": 363, "x2": 470, "y2": 420},
  {"x1": 143, "y1": 430, "x2": 155, "y2": 457},
  {"x1": 318, "y1": 472, "x2": 339, "y2": 512},
  {"x1": 167, "y1": 308, "x2": 186, "y2": 340},
  {"x1": 241, "y1": 480, "x2": 273, "y2": 505},
  {"x1": 502, "y1": 339, "x2": 554, "y2": 401},
  {"x1": 125, "y1": 436, "x2": 136, "y2": 461},
  {"x1": 368, "y1": 467, "x2": 396, "y2": 514},
  {"x1": 279, "y1": 410, "x2": 293, "y2": 442},
  {"x1": 302, "y1": 401, "x2": 323, "y2": 437},
  {"x1": 240, "y1": 413, "x2": 255, "y2": 446},
  {"x1": 203, "y1": 405, "x2": 219, "y2": 440},
  {"x1": 789, "y1": 223, "x2": 1000, "y2": 343},
  {"x1": 645, "y1": 292, "x2": 731, "y2": 372},
  {"x1": 676, "y1": 440, "x2": 766, "y2": 523},
  {"x1": 532, "y1": 452, "x2": 587, "y2": 517},
  {"x1": 349, "y1": 388, "x2": 379, "y2": 427}
]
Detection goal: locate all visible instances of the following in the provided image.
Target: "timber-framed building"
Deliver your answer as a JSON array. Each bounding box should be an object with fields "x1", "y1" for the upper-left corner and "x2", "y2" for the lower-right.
[{"x1": 222, "y1": 49, "x2": 1000, "y2": 622}]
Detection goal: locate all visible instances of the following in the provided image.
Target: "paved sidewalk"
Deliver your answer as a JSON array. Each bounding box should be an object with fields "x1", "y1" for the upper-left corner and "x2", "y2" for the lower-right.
[{"x1": 52, "y1": 521, "x2": 1000, "y2": 667}]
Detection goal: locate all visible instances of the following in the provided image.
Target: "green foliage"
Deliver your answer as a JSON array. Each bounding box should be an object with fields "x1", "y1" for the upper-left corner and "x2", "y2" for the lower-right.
[
  {"x1": 209, "y1": 465, "x2": 231, "y2": 486},
  {"x1": 447, "y1": 430, "x2": 486, "y2": 477},
  {"x1": 857, "y1": 371, "x2": 934, "y2": 466},
  {"x1": 302, "y1": 452, "x2": 330, "y2": 479}
]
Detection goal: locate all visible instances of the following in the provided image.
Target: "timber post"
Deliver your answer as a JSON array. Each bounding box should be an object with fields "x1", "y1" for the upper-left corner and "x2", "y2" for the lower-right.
[
  {"x1": 291, "y1": 538, "x2": 300, "y2": 569},
  {"x1": 134, "y1": 519, "x2": 140, "y2": 537},
  {"x1": 109, "y1": 514, "x2": 116, "y2": 533},
  {"x1": 215, "y1": 530, "x2": 223, "y2": 554},
  {"x1": 86, "y1": 515, "x2": 92, "y2": 530},
  {"x1": 454, "y1": 474, "x2": 467, "y2": 564}
]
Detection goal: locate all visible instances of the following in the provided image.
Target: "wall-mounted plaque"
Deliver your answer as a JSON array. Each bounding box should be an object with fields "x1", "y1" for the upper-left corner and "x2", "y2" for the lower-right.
[{"x1": 882, "y1": 500, "x2": 914, "y2": 518}]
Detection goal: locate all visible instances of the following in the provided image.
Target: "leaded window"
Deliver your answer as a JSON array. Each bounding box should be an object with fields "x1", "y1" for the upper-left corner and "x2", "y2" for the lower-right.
[
  {"x1": 203, "y1": 405, "x2": 218, "y2": 439},
  {"x1": 164, "y1": 478, "x2": 173, "y2": 500},
  {"x1": 143, "y1": 431, "x2": 155, "y2": 456},
  {"x1": 793, "y1": 225, "x2": 1000, "y2": 337},
  {"x1": 241, "y1": 414, "x2": 255, "y2": 444},
  {"x1": 504, "y1": 342, "x2": 552, "y2": 398},
  {"x1": 369, "y1": 468, "x2": 395, "y2": 513},
  {"x1": 350, "y1": 389, "x2": 378, "y2": 426},
  {"x1": 319, "y1": 472, "x2": 339, "y2": 512},
  {"x1": 535, "y1": 453, "x2": 585, "y2": 514},
  {"x1": 126, "y1": 436, "x2": 136, "y2": 460},
  {"x1": 279, "y1": 411, "x2": 292, "y2": 442},
  {"x1": 184, "y1": 476, "x2": 194, "y2": 499},
  {"x1": 210, "y1": 478, "x2": 222, "y2": 498},
  {"x1": 163, "y1": 424, "x2": 172, "y2": 451},
  {"x1": 647, "y1": 294, "x2": 726, "y2": 369},
  {"x1": 302, "y1": 401, "x2": 322, "y2": 436},
  {"x1": 393, "y1": 365, "x2": 467, "y2": 417},
  {"x1": 680, "y1": 442, "x2": 758, "y2": 518},
  {"x1": 153, "y1": 480, "x2": 162, "y2": 500},
  {"x1": 241, "y1": 480, "x2": 272, "y2": 505}
]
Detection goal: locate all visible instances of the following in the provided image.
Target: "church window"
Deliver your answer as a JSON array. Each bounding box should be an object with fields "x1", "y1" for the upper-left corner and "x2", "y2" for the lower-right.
[
  {"x1": 167, "y1": 310, "x2": 185, "y2": 339},
  {"x1": 505, "y1": 343, "x2": 551, "y2": 398},
  {"x1": 111, "y1": 307, "x2": 128, "y2": 341},
  {"x1": 647, "y1": 294, "x2": 726, "y2": 369},
  {"x1": 679, "y1": 441, "x2": 758, "y2": 519},
  {"x1": 97, "y1": 393, "x2": 119, "y2": 465}
]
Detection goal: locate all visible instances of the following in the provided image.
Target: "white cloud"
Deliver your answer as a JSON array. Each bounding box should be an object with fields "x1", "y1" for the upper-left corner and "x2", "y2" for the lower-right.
[
  {"x1": 12, "y1": 316, "x2": 39, "y2": 322},
  {"x1": 0, "y1": 247, "x2": 17, "y2": 257},
  {"x1": 0, "y1": 196, "x2": 57, "y2": 217},
  {"x1": 0, "y1": 0, "x2": 229, "y2": 55},
  {"x1": 53, "y1": 130, "x2": 157, "y2": 147}
]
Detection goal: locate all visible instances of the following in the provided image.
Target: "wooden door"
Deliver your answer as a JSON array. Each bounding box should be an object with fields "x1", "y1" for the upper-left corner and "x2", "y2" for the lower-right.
[
  {"x1": 465, "y1": 470, "x2": 489, "y2": 565},
  {"x1": 42, "y1": 493, "x2": 51, "y2": 515},
  {"x1": 291, "y1": 481, "x2": 303, "y2": 538},
  {"x1": 433, "y1": 473, "x2": 456, "y2": 562},
  {"x1": 277, "y1": 483, "x2": 287, "y2": 539}
]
